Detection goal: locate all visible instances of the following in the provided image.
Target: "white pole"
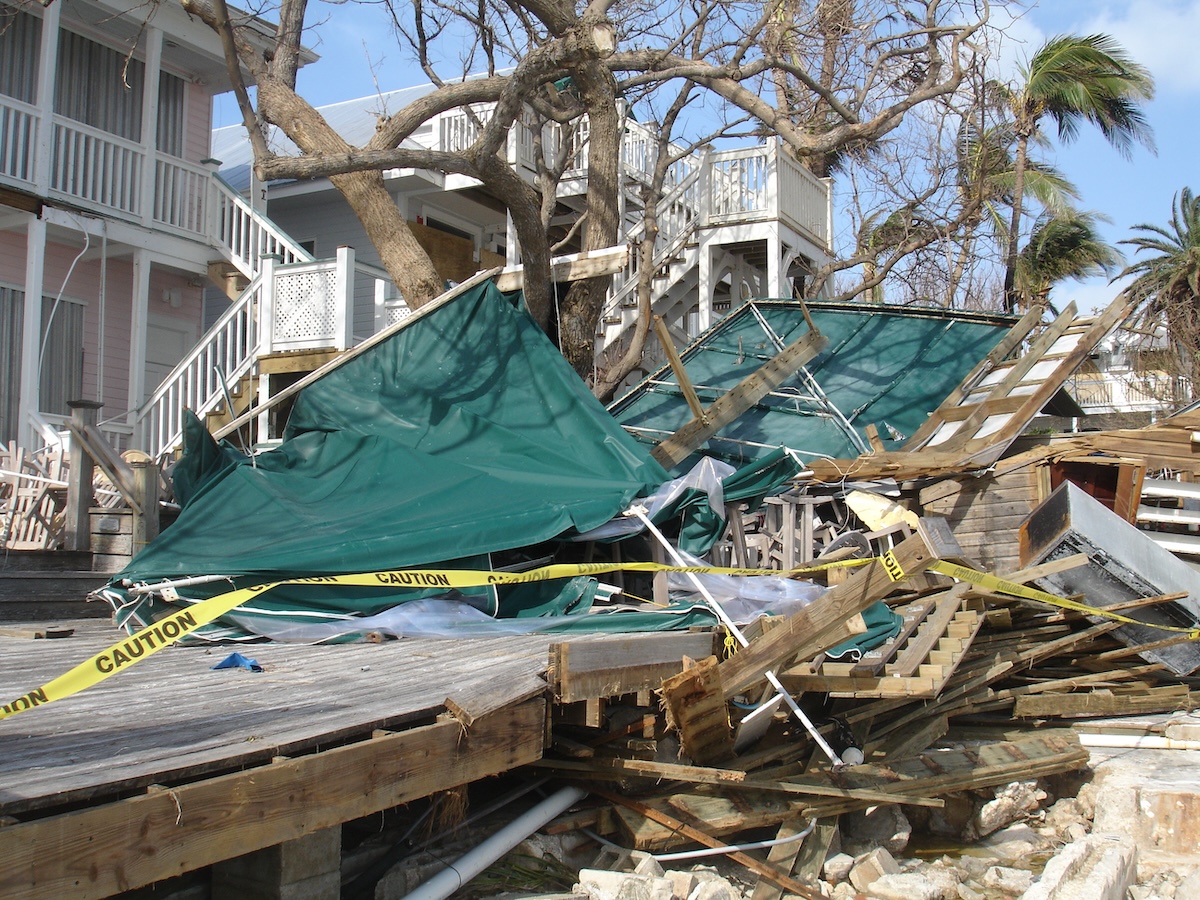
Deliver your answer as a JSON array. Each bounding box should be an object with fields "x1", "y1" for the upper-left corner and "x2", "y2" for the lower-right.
[
  {"x1": 627, "y1": 506, "x2": 845, "y2": 767},
  {"x1": 401, "y1": 786, "x2": 587, "y2": 900}
]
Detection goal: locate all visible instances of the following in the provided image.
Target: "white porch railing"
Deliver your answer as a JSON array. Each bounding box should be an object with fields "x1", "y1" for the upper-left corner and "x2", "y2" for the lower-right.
[
  {"x1": 133, "y1": 248, "x2": 394, "y2": 458},
  {"x1": 706, "y1": 142, "x2": 829, "y2": 245},
  {"x1": 259, "y1": 250, "x2": 354, "y2": 354},
  {"x1": 0, "y1": 94, "x2": 219, "y2": 241},
  {"x1": 50, "y1": 118, "x2": 143, "y2": 217},
  {"x1": 210, "y1": 175, "x2": 313, "y2": 280},
  {"x1": 1070, "y1": 371, "x2": 1192, "y2": 415},
  {"x1": 0, "y1": 95, "x2": 38, "y2": 183}
]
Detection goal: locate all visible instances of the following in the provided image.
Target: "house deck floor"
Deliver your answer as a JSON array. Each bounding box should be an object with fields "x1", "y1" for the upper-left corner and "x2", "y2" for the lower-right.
[{"x1": 0, "y1": 618, "x2": 557, "y2": 818}]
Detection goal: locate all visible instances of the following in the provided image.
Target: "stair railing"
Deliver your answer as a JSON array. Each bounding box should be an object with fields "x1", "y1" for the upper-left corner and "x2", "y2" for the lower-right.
[
  {"x1": 210, "y1": 174, "x2": 314, "y2": 279},
  {"x1": 136, "y1": 271, "x2": 264, "y2": 460},
  {"x1": 596, "y1": 159, "x2": 704, "y2": 353}
]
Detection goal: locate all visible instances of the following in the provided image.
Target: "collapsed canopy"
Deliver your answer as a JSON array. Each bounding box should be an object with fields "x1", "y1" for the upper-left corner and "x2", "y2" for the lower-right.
[{"x1": 114, "y1": 279, "x2": 669, "y2": 603}]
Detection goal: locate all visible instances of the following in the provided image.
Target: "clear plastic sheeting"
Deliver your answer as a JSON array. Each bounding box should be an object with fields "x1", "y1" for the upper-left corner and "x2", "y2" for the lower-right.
[
  {"x1": 221, "y1": 580, "x2": 822, "y2": 643},
  {"x1": 573, "y1": 456, "x2": 735, "y2": 541},
  {"x1": 224, "y1": 598, "x2": 709, "y2": 642},
  {"x1": 664, "y1": 547, "x2": 823, "y2": 619}
]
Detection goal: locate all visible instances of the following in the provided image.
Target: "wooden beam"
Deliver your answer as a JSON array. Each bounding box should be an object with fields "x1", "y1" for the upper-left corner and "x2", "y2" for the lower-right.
[
  {"x1": 592, "y1": 789, "x2": 824, "y2": 900},
  {"x1": 549, "y1": 632, "x2": 716, "y2": 704},
  {"x1": 64, "y1": 421, "x2": 138, "y2": 511},
  {"x1": 0, "y1": 699, "x2": 546, "y2": 900},
  {"x1": 653, "y1": 316, "x2": 707, "y2": 421},
  {"x1": 652, "y1": 328, "x2": 829, "y2": 469},
  {"x1": 718, "y1": 519, "x2": 961, "y2": 699},
  {"x1": 494, "y1": 245, "x2": 628, "y2": 292}
]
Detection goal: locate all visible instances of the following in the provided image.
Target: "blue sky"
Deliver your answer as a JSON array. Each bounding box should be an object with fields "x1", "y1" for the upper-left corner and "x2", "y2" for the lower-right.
[{"x1": 214, "y1": 1, "x2": 1198, "y2": 313}]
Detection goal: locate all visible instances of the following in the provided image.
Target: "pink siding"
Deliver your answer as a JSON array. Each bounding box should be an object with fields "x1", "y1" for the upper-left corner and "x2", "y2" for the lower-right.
[
  {"x1": 185, "y1": 81, "x2": 212, "y2": 165},
  {"x1": 0, "y1": 229, "x2": 205, "y2": 421},
  {"x1": 0, "y1": 231, "x2": 25, "y2": 286}
]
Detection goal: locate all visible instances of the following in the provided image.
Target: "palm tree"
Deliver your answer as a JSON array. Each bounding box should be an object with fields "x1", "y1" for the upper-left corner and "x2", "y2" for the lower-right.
[
  {"x1": 947, "y1": 119, "x2": 1078, "y2": 306},
  {"x1": 1120, "y1": 188, "x2": 1200, "y2": 389},
  {"x1": 997, "y1": 34, "x2": 1154, "y2": 311},
  {"x1": 1015, "y1": 209, "x2": 1123, "y2": 309}
]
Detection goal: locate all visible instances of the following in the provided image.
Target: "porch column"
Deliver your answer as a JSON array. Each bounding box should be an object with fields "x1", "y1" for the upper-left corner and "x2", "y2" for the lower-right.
[
  {"x1": 138, "y1": 25, "x2": 164, "y2": 227},
  {"x1": 31, "y1": 0, "x2": 60, "y2": 195},
  {"x1": 696, "y1": 238, "x2": 714, "y2": 333},
  {"x1": 126, "y1": 249, "x2": 152, "y2": 430},
  {"x1": 334, "y1": 246, "x2": 354, "y2": 350},
  {"x1": 16, "y1": 215, "x2": 46, "y2": 450},
  {"x1": 766, "y1": 225, "x2": 784, "y2": 298}
]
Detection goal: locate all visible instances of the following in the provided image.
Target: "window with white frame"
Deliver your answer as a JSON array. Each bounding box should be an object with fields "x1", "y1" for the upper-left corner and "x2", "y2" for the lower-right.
[
  {"x1": 39, "y1": 296, "x2": 84, "y2": 418},
  {"x1": 0, "y1": 286, "x2": 85, "y2": 443},
  {"x1": 0, "y1": 285, "x2": 21, "y2": 444},
  {"x1": 157, "y1": 71, "x2": 185, "y2": 157}
]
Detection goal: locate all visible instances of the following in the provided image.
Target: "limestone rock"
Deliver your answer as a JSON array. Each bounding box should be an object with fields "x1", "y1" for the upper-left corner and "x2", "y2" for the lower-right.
[
  {"x1": 971, "y1": 782, "x2": 1046, "y2": 839},
  {"x1": 849, "y1": 847, "x2": 900, "y2": 893},
  {"x1": 575, "y1": 869, "x2": 675, "y2": 900},
  {"x1": 841, "y1": 804, "x2": 912, "y2": 856},
  {"x1": 863, "y1": 871, "x2": 958, "y2": 900},
  {"x1": 822, "y1": 852, "x2": 854, "y2": 884},
  {"x1": 976, "y1": 823, "x2": 1051, "y2": 862},
  {"x1": 980, "y1": 865, "x2": 1034, "y2": 894},
  {"x1": 1020, "y1": 833, "x2": 1137, "y2": 900}
]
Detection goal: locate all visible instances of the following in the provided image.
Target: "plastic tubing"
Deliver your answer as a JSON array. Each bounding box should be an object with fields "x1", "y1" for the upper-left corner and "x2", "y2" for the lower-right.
[
  {"x1": 401, "y1": 785, "x2": 588, "y2": 900},
  {"x1": 1078, "y1": 733, "x2": 1200, "y2": 751},
  {"x1": 652, "y1": 817, "x2": 818, "y2": 862}
]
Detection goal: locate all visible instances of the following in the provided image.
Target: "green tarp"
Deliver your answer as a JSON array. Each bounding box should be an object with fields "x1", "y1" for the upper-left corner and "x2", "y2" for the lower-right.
[
  {"x1": 106, "y1": 280, "x2": 674, "y2": 635},
  {"x1": 610, "y1": 300, "x2": 1019, "y2": 470}
]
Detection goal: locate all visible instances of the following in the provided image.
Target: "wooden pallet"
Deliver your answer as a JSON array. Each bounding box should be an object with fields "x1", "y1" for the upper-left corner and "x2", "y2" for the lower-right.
[
  {"x1": 778, "y1": 588, "x2": 985, "y2": 698},
  {"x1": 903, "y1": 296, "x2": 1132, "y2": 465}
]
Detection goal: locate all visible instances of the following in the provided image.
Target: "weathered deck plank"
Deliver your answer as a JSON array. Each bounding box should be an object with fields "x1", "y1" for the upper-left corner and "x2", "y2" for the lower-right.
[{"x1": 0, "y1": 620, "x2": 560, "y2": 816}]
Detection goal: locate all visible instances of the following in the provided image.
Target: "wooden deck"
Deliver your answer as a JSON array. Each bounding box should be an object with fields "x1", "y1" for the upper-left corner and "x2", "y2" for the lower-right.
[
  {"x1": 0, "y1": 619, "x2": 568, "y2": 899},
  {"x1": 0, "y1": 615, "x2": 718, "y2": 899}
]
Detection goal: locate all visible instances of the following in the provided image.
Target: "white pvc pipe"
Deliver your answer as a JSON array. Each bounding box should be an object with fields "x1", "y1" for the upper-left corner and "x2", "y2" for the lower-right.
[
  {"x1": 401, "y1": 785, "x2": 588, "y2": 900},
  {"x1": 629, "y1": 506, "x2": 845, "y2": 767},
  {"x1": 1078, "y1": 733, "x2": 1200, "y2": 751}
]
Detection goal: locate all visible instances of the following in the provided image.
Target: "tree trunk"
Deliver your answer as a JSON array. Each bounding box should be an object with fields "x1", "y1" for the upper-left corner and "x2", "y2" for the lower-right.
[
  {"x1": 255, "y1": 79, "x2": 444, "y2": 309},
  {"x1": 559, "y1": 64, "x2": 622, "y2": 381},
  {"x1": 330, "y1": 169, "x2": 444, "y2": 308},
  {"x1": 1002, "y1": 131, "x2": 1030, "y2": 312}
]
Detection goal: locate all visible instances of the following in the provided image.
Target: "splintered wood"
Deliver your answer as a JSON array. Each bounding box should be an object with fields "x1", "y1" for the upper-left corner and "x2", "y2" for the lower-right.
[{"x1": 780, "y1": 588, "x2": 985, "y2": 698}]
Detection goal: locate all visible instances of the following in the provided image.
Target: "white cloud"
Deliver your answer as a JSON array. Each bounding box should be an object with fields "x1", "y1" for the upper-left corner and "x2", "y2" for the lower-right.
[{"x1": 1025, "y1": 0, "x2": 1200, "y2": 96}]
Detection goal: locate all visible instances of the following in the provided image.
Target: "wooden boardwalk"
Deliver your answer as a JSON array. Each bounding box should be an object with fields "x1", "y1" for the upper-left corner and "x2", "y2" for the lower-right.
[{"x1": 0, "y1": 619, "x2": 565, "y2": 899}]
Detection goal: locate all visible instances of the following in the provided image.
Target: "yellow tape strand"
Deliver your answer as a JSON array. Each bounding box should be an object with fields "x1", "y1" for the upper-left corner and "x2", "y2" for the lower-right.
[
  {"x1": 0, "y1": 557, "x2": 871, "y2": 720},
  {"x1": 927, "y1": 560, "x2": 1200, "y2": 640}
]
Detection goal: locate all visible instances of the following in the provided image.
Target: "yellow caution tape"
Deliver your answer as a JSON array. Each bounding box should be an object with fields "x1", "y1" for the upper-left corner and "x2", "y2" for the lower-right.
[
  {"x1": 0, "y1": 557, "x2": 871, "y2": 721},
  {"x1": 927, "y1": 560, "x2": 1200, "y2": 640},
  {"x1": 0, "y1": 582, "x2": 262, "y2": 720}
]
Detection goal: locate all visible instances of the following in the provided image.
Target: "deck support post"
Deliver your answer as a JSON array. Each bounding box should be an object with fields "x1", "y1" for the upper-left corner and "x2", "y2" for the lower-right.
[
  {"x1": 211, "y1": 825, "x2": 341, "y2": 900},
  {"x1": 129, "y1": 457, "x2": 160, "y2": 555},
  {"x1": 65, "y1": 400, "x2": 103, "y2": 552}
]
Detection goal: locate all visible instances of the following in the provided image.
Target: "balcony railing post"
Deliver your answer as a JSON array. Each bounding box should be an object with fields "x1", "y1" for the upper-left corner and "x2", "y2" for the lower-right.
[
  {"x1": 259, "y1": 254, "x2": 279, "y2": 354},
  {"x1": 335, "y1": 246, "x2": 354, "y2": 351}
]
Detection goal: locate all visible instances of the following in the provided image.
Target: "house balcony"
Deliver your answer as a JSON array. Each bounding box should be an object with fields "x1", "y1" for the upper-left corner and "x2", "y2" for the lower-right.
[
  {"x1": 1069, "y1": 371, "x2": 1192, "y2": 416},
  {"x1": 0, "y1": 94, "x2": 211, "y2": 240},
  {"x1": 431, "y1": 107, "x2": 832, "y2": 252}
]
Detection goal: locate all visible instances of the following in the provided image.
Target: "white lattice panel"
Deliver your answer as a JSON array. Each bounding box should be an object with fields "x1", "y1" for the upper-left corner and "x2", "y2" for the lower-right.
[{"x1": 275, "y1": 270, "x2": 338, "y2": 342}]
